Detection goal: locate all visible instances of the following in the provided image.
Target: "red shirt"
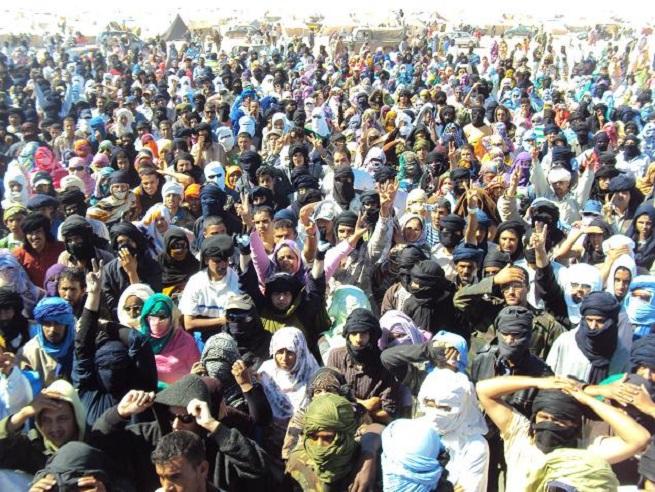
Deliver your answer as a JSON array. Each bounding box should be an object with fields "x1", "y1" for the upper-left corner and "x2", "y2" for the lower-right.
[{"x1": 13, "y1": 242, "x2": 65, "y2": 288}]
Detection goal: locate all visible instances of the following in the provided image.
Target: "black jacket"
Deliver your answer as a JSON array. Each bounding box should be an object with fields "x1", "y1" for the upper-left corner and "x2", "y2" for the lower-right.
[{"x1": 101, "y1": 255, "x2": 162, "y2": 316}]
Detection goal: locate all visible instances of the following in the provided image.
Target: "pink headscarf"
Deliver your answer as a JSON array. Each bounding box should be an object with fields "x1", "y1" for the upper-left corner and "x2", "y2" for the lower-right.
[{"x1": 32, "y1": 146, "x2": 68, "y2": 189}]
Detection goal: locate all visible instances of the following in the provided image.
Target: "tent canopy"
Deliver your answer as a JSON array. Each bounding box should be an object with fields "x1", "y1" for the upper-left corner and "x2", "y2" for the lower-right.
[{"x1": 162, "y1": 14, "x2": 189, "y2": 41}]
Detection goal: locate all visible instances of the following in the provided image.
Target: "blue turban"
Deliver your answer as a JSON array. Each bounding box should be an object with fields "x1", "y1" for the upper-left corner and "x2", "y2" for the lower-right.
[
  {"x1": 631, "y1": 334, "x2": 655, "y2": 371},
  {"x1": 452, "y1": 243, "x2": 485, "y2": 264},
  {"x1": 431, "y1": 330, "x2": 468, "y2": 372},
  {"x1": 381, "y1": 418, "x2": 445, "y2": 492},
  {"x1": 34, "y1": 297, "x2": 75, "y2": 378}
]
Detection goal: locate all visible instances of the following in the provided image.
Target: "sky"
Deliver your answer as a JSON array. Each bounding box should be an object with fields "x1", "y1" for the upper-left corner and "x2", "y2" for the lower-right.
[{"x1": 1, "y1": 0, "x2": 651, "y2": 36}]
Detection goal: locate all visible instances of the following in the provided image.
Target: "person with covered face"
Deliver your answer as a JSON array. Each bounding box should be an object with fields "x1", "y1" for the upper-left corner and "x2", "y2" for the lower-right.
[
  {"x1": 0, "y1": 380, "x2": 87, "y2": 475},
  {"x1": 0, "y1": 287, "x2": 30, "y2": 353},
  {"x1": 616, "y1": 134, "x2": 650, "y2": 179},
  {"x1": 381, "y1": 245, "x2": 429, "y2": 315},
  {"x1": 58, "y1": 215, "x2": 114, "y2": 272},
  {"x1": 158, "y1": 227, "x2": 200, "y2": 299},
  {"x1": 285, "y1": 393, "x2": 382, "y2": 492},
  {"x1": 531, "y1": 143, "x2": 595, "y2": 226},
  {"x1": 454, "y1": 262, "x2": 567, "y2": 361},
  {"x1": 58, "y1": 189, "x2": 111, "y2": 243},
  {"x1": 74, "y1": 260, "x2": 157, "y2": 427},
  {"x1": 326, "y1": 308, "x2": 399, "y2": 424},
  {"x1": 401, "y1": 259, "x2": 463, "y2": 337},
  {"x1": 191, "y1": 121, "x2": 227, "y2": 168},
  {"x1": 547, "y1": 291, "x2": 631, "y2": 384},
  {"x1": 470, "y1": 306, "x2": 554, "y2": 489},
  {"x1": 463, "y1": 105, "x2": 492, "y2": 147},
  {"x1": 86, "y1": 169, "x2": 138, "y2": 226},
  {"x1": 418, "y1": 368, "x2": 489, "y2": 492},
  {"x1": 431, "y1": 213, "x2": 466, "y2": 281},
  {"x1": 101, "y1": 221, "x2": 162, "y2": 316},
  {"x1": 327, "y1": 164, "x2": 360, "y2": 213},
  {"x1": 477, "y1": 375, "x2": 651, "y2": 491}
]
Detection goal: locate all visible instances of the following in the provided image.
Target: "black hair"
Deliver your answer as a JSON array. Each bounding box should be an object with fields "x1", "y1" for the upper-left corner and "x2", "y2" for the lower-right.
[
  {"x1": 151, "y1": 430, "x2": 206, "y2": 468},
  {"x1": 59, "y1": 267, "x2": 86, "y2": 289}
]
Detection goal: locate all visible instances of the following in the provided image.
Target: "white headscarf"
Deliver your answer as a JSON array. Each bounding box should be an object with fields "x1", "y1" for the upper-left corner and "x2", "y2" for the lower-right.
[
  {"x1": 417, "y1": 369, "x2": 488, "y2": 438},
  {"x1": 215, "y1": 127, "x2": 235, "y2": 153},
  {"x1": 204, "y1": 162, "x2": 226, "y2": 190},
  {"x1": 2, "y1": 166, "x2": 29, "y2": 208},
  {"x1": 310, "y1": 107, "x2": 330, "y2": 138},
  {"x1": 563, "y1": 263, "x2": 603, "y2": 325},
  {"x1": 117, "y1": 283, "x2": 155, "y2": 328},
  {"x1": 257, "y1": 327, "x2": 319, "y2": 419}
]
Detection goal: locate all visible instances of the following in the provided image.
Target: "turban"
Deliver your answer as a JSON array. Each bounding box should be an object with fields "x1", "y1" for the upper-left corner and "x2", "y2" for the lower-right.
[
  {"x1": 307, "y1": 368, "x2": 351, "y2": 400},
  {"x1": 343, "y1": 308, "x2": 381, "y2": 339},
  {"x1": 200, "y1": 234, "x2": 234, "y2": 261},
  {"x1": 292, "y1": 172, "x2": 319, "y2": 191},
  {"x1": 3, "y1": 204, "x2": 27, "y2": 222},
  {"x1": 547, "y1": 166, "x2": 572, "y2": 184},
  {"x1": 201, "y1": 333, "x2": 240, "y2": 382},
  {"x1": 60, "y1": 215, "x2": 93, "y2": 238},
  {"x1": 450, "y1": 167, "x2": 470, "y2": 180},
  {"x1": 483, "y1": 250, "x2": 511, "y2": 269},
  {"x1": 162, "y1": 180, "x2": 184, "y2": 197},
  {"x1": 27, "y1": 194, "x2": 59, "y2": 210},
  {"x1": 110, "y1": 221, "x2": 147, "y2": 253},
  {"x1": 495, "y1": 306, "x2": 533, "y2": 363},
  {"x1": 185, "y1": 183, "x2": 201, "y2": 200},
  {"x1": 0, "y1": 287, "x2": 23, "y2": 311},
  {"x1": 374, "y1": 166, "x2": 397, "y2": 183},
  {"x1": 630, "y1": 334, "x2": 655, "y2": 371},
  {"x1": 381, "y1": 419, "x2": 445, "y2": 492},
  {"x1": 551, "y1": 145, "x2": 572, "y2": 167},
  {"x1": 265, "y1": 273, "x2": 302, "y2": 298},
  {"x1": 34, "y1": 297, "x2": 76, "y2": 376},
  {"x1": 334, "y1": 211, "x2": 358, "y2": 229},
  {"x1": 109, "y1": 170, "x2": 132, "y2": 186},
  {"x1": 439, "y1": 213, "x2": 466, "y2": 231},
  {"x1": 531, "y1": 389, "x2": 583, "y2": 426},
  {"x1": 608, "y1": 173, "x2": 636, "y2": 192},
  {"x1": 59, "y1": 175, "x2": 86, "y2": 192},
  {"x1": 452, "y1": 243, "x2": 484, "y2": 264}
]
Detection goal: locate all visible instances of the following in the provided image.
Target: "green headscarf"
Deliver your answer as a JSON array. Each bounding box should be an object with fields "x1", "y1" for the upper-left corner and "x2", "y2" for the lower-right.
[
  {"x1": 139, "y1": 293, "x2": 174, "y2": 354},
  {"x1": 299, "y1": 393, "x2": 357, "y2": 484}
]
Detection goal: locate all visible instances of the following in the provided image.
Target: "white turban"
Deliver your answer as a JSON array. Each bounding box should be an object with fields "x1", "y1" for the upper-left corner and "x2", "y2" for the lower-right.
[
  {"x1": 547, "y1": 166, "x2": 572, "y2": 184},
  {"x1": 162, "y1": 180, "x2": 184, "y2": 199}
]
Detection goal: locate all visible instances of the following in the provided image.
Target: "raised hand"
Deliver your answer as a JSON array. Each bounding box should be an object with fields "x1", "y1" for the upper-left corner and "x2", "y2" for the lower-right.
[
  {"x1": 186, "y1": 398, "x2": 218, "y2": 432},
  {"x1": 118, "y1": 248, "x2": 138, "y2": 276},
  {"x1": 117, "y1": 390, "x2": 155, "y2": 418},
  {"x1": 86, "y1": 258, "x2": 104, "y2": 296}
]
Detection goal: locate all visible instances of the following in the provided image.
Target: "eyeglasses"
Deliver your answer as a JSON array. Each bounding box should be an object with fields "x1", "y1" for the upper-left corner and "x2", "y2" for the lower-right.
[
  {"x1": 169, "y1": 413, "x2": 195, "y2": 424},
  {"x1": 570, "y1": 283, "x2": 592, "y2": 292},
  {"x1": 123, "y1": 304, "x2": 143, "y2": 314}
]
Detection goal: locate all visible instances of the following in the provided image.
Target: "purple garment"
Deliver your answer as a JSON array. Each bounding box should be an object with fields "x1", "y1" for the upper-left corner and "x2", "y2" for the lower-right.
[
  {"x1": 505, "y1": 151, "x2": 532, "y2": 187},
  {"x1": 44, "y1": 263, "x2": 66, "y2": 297}
]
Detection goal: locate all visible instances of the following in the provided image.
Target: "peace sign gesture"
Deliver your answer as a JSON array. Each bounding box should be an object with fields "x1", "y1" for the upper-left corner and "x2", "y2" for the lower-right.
[
  {"x1": 86, "y1": 258, "x2": 104, "y2": 296},
  {"x1": 239, "y1": 191, "x2": 253, "y2": 229},
  {"x1": 530, "y1": 221, "x2": 548, "y2": 251}
]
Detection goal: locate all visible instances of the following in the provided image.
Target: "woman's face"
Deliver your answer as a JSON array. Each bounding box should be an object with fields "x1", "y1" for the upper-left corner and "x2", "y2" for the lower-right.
[
  {"x1": 228, "y1": 170, "x2": 242, "y2": 188},
  {"x1": 117, "y1": 155, "x2": 129, "y2": 170},
  {"x1": 276, "y1": 246, "x2": 298, "y2": 273},
  {"x1": 598, "y1": 176, "x2": 610, "y2": 190},
  {"x1": 495, "y1": 108, "x2": 507, "y2": 122},
  {"x1": 499, "y1": 230, "x2": 519, "y2": 254},
  {"x1": 637, "y1": 214, "x2": 653, "y2": 237},
  {"x1": 155, "y1": 216, "x2": 169, "y2": 234},
  {"x1": 275, "y1": 348, "x2": 297, "y2": 370},
  {"x1": 169, "y1": 238, "x2": 188, "y2": 260},
  {"x1": 403, "y1": 218, "x2": 423, "y2": 243}
]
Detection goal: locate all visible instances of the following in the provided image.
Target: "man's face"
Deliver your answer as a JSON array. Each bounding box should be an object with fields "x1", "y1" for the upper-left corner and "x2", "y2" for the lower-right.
[
  {"x1": 274, "y1": 227, "x2": 295, "y2": 243},
  {"x1": 348, "y1": 331, "x2": 370, "y2": 349},
  {"x1": 58, "y1": 278, "x2": 84, "y2": 306},
  {"x1": 455, "y1": 260, "x2": 477, "y2": 284},
  {"x1": 26, "y1": 227, "x2": 47, "y2": 252},
  {"x1": 258, "y1": 175, "x2": 274, "y2": 190},
  {"x1": 160, "y1": 122, "x2": 172, "y2": 139},
  {"x1": 38, "y1": 402, "x2": 77, "y2": 448},
  {"x1": 501, "y1": 279, "x2": 528, "y2": 306},
  {"x1": 333, "y1": 152, "x2": 349, "y2": 167},
  {"x1": 570, "y1": 282, "x2": 592, "y2": 304},
  {"x1": 176, "y1": 159, "x2": 193, "y2": 174},
  {"x1": 5, "y1": 214, "x2": 24, "y2": 233},
  {"x1": 204, "y1": 224, "x2": 226, "y2": 238},
  {"x1": 207, "y1": 257, "x2": 228, "y2": 279},
  {"x1": 551, "y1": 179, "x2": 569, "y2": 198},
  {"x1": 141, "y1": 174, "x2": 159, "y2": 195},
  {"x1": 237, "y1": 134, "x2": 251, "y2": 152},
  {"x1": 254, "y1": 212, "x2": 271, "y2": 234},
  {"x1": 155, "y1": 455, "x2": 208, "y2": 492},
  {"x1": 291, "y1": 152, "x2": 305, "y2": 167},
  {"x1": 337, "y1": 224, "x2": 354, "y2": 241},
  {"x1": 42, "y1": 321, "x2": 67, "y2": 344},
  {"x1": 165, "y1": 193, "x2": 182, "y2": 210},
  {"x1": 63, "y1": 119, "x2": 74, "y2": 135}
]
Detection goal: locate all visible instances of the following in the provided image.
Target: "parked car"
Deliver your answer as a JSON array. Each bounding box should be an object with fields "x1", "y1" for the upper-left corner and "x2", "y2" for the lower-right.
[
  {"x1": 446, "y1": 31, "x2": 479, "y2": 48},
  {"x1": 504, "y1": 25, "x2": 536, "y2": 38}
]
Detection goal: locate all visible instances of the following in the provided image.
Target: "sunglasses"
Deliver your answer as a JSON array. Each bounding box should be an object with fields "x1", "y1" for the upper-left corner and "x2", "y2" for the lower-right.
[
  {"x1": 69, "y1": 166, "x2": 85, "y2": 171},
  {"x1": 227, "y1": 312, "x2": 253, "y2": 323},
  {"x1": 123, "y1": 305, "x2": 143, "y2": 314},
  {"x1": 169, "y1": 412, "x2": 195, "y2": 424}
]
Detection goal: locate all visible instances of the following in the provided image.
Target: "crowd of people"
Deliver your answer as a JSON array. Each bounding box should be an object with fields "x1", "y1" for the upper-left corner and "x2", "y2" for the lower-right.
[{"x1": 0, "y1": 15, "x2": 655, "y2": 492}]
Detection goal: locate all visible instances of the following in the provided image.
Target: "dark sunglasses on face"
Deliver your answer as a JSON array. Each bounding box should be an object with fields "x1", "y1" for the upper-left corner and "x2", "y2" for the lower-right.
[
  {"x1": 227, "y1": 312, "x2": 253, "y2": 323},
  {"x1": 170, "y1": 412, "x2": 195, "y2": 424}
]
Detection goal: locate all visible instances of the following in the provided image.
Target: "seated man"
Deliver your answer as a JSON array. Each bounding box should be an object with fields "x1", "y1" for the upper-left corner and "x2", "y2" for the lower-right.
[
  {"x1": 17, "y1": 297, "x2": 76, "y2": 385},
  {"x1": 152, "y1": 431, "x2": 216, "y2": 492}
]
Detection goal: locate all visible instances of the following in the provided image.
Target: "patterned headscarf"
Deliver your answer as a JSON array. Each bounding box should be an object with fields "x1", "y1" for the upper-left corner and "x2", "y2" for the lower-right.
[{"x1": 257, "y1": 327, "x2": 319, "y2": 419}]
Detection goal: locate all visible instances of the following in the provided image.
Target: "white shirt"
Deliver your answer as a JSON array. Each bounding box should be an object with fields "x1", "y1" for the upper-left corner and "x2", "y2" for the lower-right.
[{"x1": 178, "y1": 268, "x2": 242, "y2": 319}]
